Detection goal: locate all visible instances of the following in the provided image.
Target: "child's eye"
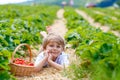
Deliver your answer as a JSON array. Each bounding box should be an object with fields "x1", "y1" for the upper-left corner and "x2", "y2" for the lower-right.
[
  {"x1": 49, "y1": 45, "x2": 54, "y2": 47},
  {"x1": 57, "y1": 46, "x2": 60, "y2": 48}
]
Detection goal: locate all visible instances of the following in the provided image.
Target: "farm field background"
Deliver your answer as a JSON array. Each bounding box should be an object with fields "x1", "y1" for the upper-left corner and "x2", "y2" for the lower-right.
[{"x1": 0, "y1": 2, "x2": 120, "y2": 80}]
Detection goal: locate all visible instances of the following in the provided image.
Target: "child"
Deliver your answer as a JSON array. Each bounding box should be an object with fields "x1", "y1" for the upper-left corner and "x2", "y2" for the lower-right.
[{"x1": 34, "y1": 33, "x2": 69, "y2": 71}]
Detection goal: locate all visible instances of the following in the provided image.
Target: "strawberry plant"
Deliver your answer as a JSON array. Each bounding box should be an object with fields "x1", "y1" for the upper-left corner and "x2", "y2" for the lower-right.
[
  {"x1": 0, "y1": 5, "x2": 60, "y2": 79},
  {"x1": 64, "y1": 7, "x2": 120, "y2": 80}
]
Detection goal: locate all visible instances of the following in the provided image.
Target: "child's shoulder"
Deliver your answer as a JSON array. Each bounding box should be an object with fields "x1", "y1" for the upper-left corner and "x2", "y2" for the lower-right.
[
  {"x1": 59, "y1": 52, "x2": 69, "y2": 60},
  {"x1": 61, "y1": 52, "x2": 69, "y2": 56},
  {"x1": 37, "y1": 51, "x2": 44, "y2": 56}
]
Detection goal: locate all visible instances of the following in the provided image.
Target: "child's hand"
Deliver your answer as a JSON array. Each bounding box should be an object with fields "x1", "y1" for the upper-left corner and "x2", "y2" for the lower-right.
[
  {"x1": 44, "y1": 50, "x2": 49, "y2": 58},
  {"x1": 48, "y1": 54, "x2": 53, "y2": 61}
]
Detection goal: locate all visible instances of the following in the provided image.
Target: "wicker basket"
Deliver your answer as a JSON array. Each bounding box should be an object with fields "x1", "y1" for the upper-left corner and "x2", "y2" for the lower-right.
[{"x1": 9, "y1": 43, "x2": 35, "y2": 76}]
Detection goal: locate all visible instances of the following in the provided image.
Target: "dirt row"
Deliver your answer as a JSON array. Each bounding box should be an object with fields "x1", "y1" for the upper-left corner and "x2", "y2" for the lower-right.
[{"x1": 75, "y1": 9, "x2": 120, "y2": 37}]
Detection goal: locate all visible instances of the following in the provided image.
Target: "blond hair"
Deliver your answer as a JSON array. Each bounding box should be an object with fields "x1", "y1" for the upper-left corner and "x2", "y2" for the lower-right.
[{"x1": 42, "y1": 33, "x2": 65, "y2": 50}]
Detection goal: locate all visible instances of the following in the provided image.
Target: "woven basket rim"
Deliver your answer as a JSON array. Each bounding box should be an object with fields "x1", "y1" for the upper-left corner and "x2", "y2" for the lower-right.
[{"x1": 10, "y1": 62, "x2": 34, "y2": 68}]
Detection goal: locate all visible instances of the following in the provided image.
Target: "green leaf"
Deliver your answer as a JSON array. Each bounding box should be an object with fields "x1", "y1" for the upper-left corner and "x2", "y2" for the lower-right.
[
  {"x1": 99, "y1": 43, "x2": 112, "y2": 53},
  {"x1": 13, "y1": 39, "x2": 20, "y2": 44},
  {"x1": 1, "y1": 50, "x2": 11, "y2": 59}
]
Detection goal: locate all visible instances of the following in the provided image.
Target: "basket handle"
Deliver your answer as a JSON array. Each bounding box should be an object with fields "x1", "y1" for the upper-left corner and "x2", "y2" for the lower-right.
[{"x1": 11, "y1": 43, "x2": 32, "y2": 62}]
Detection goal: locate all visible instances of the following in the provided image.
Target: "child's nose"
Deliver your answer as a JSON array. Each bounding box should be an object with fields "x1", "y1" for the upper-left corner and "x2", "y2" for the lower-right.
[{"x1": 53, "y1": 47, "x2": 57, "y2": 50}]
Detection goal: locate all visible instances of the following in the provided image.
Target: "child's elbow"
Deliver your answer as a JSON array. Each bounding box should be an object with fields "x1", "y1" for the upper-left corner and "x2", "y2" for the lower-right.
[
  {"x1": 58, "y1": 65, "x2": 69, "y2": 70},
  {"x1": 34, "y1": 66, "x2": 42, "y2": 72},
  {"x1": 58, "y1": 66, "x2": 64, "y2": 70}
]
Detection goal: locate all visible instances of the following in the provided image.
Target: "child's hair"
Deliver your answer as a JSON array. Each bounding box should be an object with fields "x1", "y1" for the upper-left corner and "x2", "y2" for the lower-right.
[{"x1": 42, "y1": 33, "x2": 65, "y2": 50}]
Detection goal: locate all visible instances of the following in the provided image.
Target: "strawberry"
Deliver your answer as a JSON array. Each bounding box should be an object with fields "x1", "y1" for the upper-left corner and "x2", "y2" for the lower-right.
[{"x1": 13, "y1": 58, "x2": 34, "y2": 66}]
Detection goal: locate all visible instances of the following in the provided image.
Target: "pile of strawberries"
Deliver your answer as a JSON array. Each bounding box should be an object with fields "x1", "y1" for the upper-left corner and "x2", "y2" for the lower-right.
[{"x1": 13, "y1": 58, "x2": 34, "y2": 66}]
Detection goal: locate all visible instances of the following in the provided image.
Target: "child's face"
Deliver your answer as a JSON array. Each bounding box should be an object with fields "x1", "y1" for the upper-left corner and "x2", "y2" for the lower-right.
[{"x1": 45, "y1": 41, "x2": 63, "y2": 59}]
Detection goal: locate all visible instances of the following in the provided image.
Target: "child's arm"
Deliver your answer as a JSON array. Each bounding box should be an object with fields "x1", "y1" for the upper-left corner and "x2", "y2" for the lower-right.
[
  {"x1": 47, "y1": 54, "x2": 63, "y2": 70},
  {"x1": 34, "y1": 51, "x2": 49, "y2": 72},
  {"x1": 34, "y1": 56, "x2": 48, "y2": 72},
  {"x1": 48, "y1": 60, "x2": 63, "y2": 70},
  {"x1": 48, "y1": 53, "x2": 70, "y2": 70}
]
